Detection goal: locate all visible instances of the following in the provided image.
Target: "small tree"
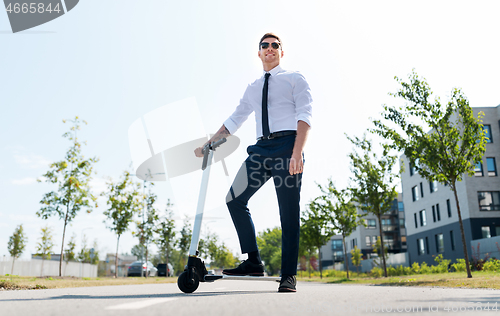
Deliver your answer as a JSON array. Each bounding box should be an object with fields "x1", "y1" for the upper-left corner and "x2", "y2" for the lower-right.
[
  {"x1": 311, "y1": 180, "x2": 364, "y2": 279},
  {"x1": 155, "y1": 200, "x2": 176, "y2": 276},
  {"x1": 102, "y1": 170, "x2": 143, "y2": 277},
  {"x1": 37, "y1": 117, "x2": 98, "y2": 276},
  {"x1": 133, "y1": 184, "x2": 158, "y2": 277},
  {"x1": 372, "y1": 70, "x2": 486, "y2": 278},
  {"x1": 177, "y1": 215, "x2": 192, "y2": 270},
  {"x1": 302, "y1": 192, "x2": 338, "y2": 279},
  {"x1": 347, "y1": 134, "x2": 398, "y2": 278},
  {"x1": 8, "y1": 224, "x2": 27, "y2": 275},
  {"x1": 131, "y1": 244, "x2": 146, "y2": 261},
  {"x1": 350, "y1": 246, "x2": 362, "y2": 274},
  {"x1": 256, "y1": 227, "x2": 282, "y2": 276},
  {"x1": 64, "y1": 234, "x2": 77, "y2": 276},
  {"x1": 36, "y1": 226, "x2": 55, "y2": 277}
]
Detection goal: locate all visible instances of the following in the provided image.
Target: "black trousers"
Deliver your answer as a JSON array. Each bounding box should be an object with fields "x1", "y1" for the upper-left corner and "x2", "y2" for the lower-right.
[{"x1": 226, "y1": 134, "x2": 302, "y2": 276}]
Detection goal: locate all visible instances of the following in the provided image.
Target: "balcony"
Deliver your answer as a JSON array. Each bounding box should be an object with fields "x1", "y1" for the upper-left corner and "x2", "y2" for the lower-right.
[{"x1": 382, "y1": 224, "x2": 398, "y2": 232}]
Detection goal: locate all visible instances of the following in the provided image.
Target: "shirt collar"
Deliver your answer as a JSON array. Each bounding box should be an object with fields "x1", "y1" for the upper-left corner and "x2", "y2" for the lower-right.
[{"x1": 263, "y1": 65, "x2": 283, "y2": 77}]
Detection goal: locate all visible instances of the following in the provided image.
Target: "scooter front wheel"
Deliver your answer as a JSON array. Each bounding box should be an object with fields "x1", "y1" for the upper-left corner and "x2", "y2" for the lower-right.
[{"x1": 177, "y1": 271, "x2": 199, "y2": 293}]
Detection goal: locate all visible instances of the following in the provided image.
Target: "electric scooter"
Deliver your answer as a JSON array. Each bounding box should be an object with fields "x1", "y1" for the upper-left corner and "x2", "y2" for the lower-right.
[{"x1": 177, "y1": 138, "x2": 280, "y2": 293}]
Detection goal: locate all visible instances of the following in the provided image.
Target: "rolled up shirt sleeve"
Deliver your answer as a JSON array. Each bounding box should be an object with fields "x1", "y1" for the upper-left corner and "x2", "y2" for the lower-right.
[
  {"x1": 223, "y1": 85, "x2": 254, "y2": 135},
  {"x1": 293, "y1": 73, "x2": 313, "y2": 128}
]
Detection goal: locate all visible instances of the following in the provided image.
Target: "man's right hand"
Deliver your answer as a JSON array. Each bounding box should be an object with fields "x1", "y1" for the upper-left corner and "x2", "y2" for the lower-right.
[{"x1": 194, "y1": 146, "x2": 204, "y2": 158}]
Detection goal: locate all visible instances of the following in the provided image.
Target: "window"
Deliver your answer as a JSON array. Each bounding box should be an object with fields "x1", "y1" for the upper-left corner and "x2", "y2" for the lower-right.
[
  {"x1": 478, "y1": 191, "x2": 500, "y2": 211},
  {"x1": 351, "y1": 238, "x2": 357, "y2": 249},
  {"x1": 436, "y1": 204, "x2": 441, "y2": 221},
  {"x1": 412, "y1": 186, "x2": 419, "y2": 201},
  {"x1": 447, "y1": 199, "x2": 452, "y2": 217},
  {"x1": 366, "y1": 219, "x2": 376, "y2": 229},
  {"x1": 418, "y1": 238, "x2": 425, "y2": 255},
  {"x1": 401, "y1": 236, "x2": 407, "y2": 246},
  {"x1": 487, "y1": 158, "x2": 497, "y2": 176},
  {"x1": 372, "y1": 236, "x2": 377, "y2": 246},
  {"x1": 475, "y1": 162, "x2": 484, "y2": 177},
  {"x1": 409, "y1": 162, "x2": 415, "y2": 176},
  {"x1": 435, "y1": 234, "x2": 444, "y2": 253},
  {"x1": 399, "y1": 218, "x2": 405, "y2": 229},
  {"x1": 366, "y1": 236, "x2": 371, "y2": 247},
  {"x1": 496, "y1": 226, "x2": 500, "y2": 237},
  {"x1": 333, "y1": 251, "x2": 344, "y2": 261},
  {"x1": 414, "y1": 213, "x2": 418, "y2": 228},
  {"x1": 332, "y1": 240, "x2": 343, "y2": 250},
  {"x1": 398, "y1": 201, "x2": 404, "y2": 212},
  {"x1": 419, "y1": 210, "x2": 427, "y2": 226},
  {"x1": 420, "y1": 182, "x2": 424, "y2": 198},
  {"x1": 432, "y1": 205, "x2": 436, "y2": 222},
  {"x1": 484, "y1": 125, "x2": 492, "y2": 143},
  {"x1": 450, "y1": 230, "x2": 455, "y2": 251},
  {"x1": 482, "y1": 226, "x2": 491, "y2": 239},
  {"x1": 425, "y1": 237, "x2": 429, "y2": 254},
  {"x1": 429, "y1": 180, "x2": 438, "y2": 193}
]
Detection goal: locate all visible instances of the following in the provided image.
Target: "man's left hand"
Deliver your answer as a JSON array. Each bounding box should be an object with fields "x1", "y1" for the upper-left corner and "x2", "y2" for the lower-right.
[{"x1": 289, "y1": 152, "x2": 303, "y2": 175}]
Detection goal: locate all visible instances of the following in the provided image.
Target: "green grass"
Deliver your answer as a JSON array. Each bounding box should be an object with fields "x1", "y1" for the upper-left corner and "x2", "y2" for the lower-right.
[{"x1": 297, "y1": 271, "x2": 500, "y2": 289}]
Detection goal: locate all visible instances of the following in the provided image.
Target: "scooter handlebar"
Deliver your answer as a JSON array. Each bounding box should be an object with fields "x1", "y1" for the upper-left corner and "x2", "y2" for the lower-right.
[{"x1": 201, "y1": 138, "x2": 227, "y2": 170}]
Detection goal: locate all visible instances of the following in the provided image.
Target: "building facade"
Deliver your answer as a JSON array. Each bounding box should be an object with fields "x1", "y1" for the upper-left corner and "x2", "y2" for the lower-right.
[
  {"x1": 401, "y1": 105, "x2": 500, "y2": 265},
  {"x1": 320, "y1": 194, "x2": 407, "y2": 269}
]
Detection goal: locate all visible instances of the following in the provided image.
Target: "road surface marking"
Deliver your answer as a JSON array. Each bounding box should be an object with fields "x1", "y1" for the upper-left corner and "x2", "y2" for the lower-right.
[{"x1": 105, "y1": 298, "x2": 177, "y2": 310}]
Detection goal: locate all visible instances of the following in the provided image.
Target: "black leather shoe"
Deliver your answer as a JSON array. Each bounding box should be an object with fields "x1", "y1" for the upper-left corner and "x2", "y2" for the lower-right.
[
  {"x1": 222, "y1": 260, "x2": 265, "y2": 276},
  {"x1": 278, "y1": 275, "x2": 296, "y2": 292}
]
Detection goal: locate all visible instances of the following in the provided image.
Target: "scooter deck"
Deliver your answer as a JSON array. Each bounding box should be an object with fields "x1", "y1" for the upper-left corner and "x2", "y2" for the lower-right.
[{"x1": 205, "y1": 274, "x2": 281, "y2": 282}]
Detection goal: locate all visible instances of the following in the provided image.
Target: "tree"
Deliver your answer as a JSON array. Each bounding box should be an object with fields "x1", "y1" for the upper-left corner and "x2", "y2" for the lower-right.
[
  {"x1": 7, "y1": 224, "x2": 27, "y2": 275},
  {"x1": 131, "y1": 244, "x2": 146, "y2": 261},
  {"x1": 311, "y1": 180, "x2": 364, "y2": 279},
  {"x1": 371, "y1": 70, "x2": 486, "y2": 278},
  {"x1": 372, "y1": 236, "x2": 389, "y2": 268},
  {"x1": 347, "y1": 134, "x2": 398, "y2": 278},
  {"x1": 350, "y1": 246, "x2": 362, "y2": 274},
  {"x1": 133, "y1": 184, "x2": 159, "y2": 277},
  {"x1": 256, "y1": 227, "x2": 282, "y2": 276},
  {"x1": 155, "y1": 200, "x2": 176, "y2": 276},
  {"x1": 37, "y1": 117, "x2": 98, "y2": 276},
  {"x1": 64, "y1": 234, "x2": 76, "y2": 276},
  {"x1": 36, "y1": 226, "x2": 55, "y2": 277},
  {"x1": 102, "y1": 170, "x2": 143, "y2": 277},
  {"x1": 177, "y1": 215, "x2": 192, "y2": 269},
  {"x1": 78, "y1": 236, "x2": 99, "y2": 264}
]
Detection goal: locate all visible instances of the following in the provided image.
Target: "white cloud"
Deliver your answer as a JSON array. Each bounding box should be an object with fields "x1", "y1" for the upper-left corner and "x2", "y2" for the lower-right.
[
  {"x1": 11, "y1": 177, "x2": 38, "y2": 185},
  {"x1": 13, "y1": 152, "x2": 52, "y2": 170}
]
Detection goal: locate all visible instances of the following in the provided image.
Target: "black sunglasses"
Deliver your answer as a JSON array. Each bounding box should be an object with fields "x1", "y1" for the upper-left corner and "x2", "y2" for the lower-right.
[{"x1": 260, "y1": 42, "x2": 281, "y2": 49}]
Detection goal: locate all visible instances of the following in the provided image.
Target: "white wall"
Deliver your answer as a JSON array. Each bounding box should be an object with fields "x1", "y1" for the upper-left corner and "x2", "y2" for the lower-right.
[{"x1": 0, "y1": 258, "x2": 97, "y2": 278}]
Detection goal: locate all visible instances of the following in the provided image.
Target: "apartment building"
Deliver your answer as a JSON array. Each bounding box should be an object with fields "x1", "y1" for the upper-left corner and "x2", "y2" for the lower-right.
[
  {"x1": 321, "y1": 194, "x2": 407, "y2": 269},
  {"x1": 402, "y1": 105, "x2": 500, "y2": 265}
]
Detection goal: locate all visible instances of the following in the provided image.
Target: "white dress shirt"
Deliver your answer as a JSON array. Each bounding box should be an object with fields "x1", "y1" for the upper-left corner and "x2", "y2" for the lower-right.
[{"x1": 223, "y1": 65, "x2": 312, "y2": 139}]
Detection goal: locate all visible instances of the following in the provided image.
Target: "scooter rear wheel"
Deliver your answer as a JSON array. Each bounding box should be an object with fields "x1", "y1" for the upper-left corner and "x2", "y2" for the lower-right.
[{"x1": 177, "y1": 271, "x2": 199, "y2": 293}]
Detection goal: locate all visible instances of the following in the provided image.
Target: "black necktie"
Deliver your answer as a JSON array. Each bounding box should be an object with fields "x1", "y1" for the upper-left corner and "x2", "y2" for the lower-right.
[{"x1": 262, "y1": 72, "x2": 271, "y2": 138}]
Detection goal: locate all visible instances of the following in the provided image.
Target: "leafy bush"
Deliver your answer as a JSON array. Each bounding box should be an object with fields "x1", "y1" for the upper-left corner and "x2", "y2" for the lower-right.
[
  {"x1": 431, "y1": 254, "x2": 450, "y2": 273},
  {"x1": 370, "y1": 267, "x2": 384, "y2": 278},
  {"x1": 482, "y1": 259, "x2": 500, "y2": 272},
  {"x1": 452, "y1": 259, "x2": 467, "y2": 272},
  {"x1": 420, "y1": 262, "x2": 431, "y2": 274},
  {"x1": 411, "y1": 262, "x2": 420, "y2": 274}
]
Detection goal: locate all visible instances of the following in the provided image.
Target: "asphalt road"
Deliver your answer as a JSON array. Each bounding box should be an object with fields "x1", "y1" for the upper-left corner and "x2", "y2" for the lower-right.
[{"x1": 1, "y1": 279, "x2": 500, "y2": 316}]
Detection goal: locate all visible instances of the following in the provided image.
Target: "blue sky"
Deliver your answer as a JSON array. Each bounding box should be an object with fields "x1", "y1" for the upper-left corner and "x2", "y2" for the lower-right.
[{"x1": 1, "y1": 0, "x2": 500, "y2": 261}]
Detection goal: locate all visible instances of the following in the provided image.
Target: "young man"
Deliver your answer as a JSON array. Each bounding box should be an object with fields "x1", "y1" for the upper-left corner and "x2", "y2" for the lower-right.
[{"x1": 194, "y1": 33, "x2": 312, "y2": 292}]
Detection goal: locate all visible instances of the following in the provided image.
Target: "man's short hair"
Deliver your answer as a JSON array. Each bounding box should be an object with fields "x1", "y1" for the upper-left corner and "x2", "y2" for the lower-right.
[{"x1": 259, "y1": 33, "x2": 282, "y2": 49}]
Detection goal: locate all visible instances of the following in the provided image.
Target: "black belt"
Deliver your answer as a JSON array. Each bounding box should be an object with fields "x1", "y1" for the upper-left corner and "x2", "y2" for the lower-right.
[{"x1": 258, "y1": 130, "x2": 296, "y2": 141}]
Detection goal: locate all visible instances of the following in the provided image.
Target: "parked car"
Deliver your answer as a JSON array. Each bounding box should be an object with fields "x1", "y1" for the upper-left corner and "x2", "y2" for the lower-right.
[
  {"x1": 156, "y1": 263, "x2": 174, "y2": 277},
  {"x1": 127, "y1": 261, "x2": 158, "y2": 277}
]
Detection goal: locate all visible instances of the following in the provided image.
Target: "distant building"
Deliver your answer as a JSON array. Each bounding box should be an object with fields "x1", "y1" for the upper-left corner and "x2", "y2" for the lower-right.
[
  {"x1": 101, "y1": 253, "x2": 137, "y2": 277},
  {"x1": 401, "y1": 105, "x2": 500, "y2": 265},
  {"x1": 321, "y1": 194, "x2": 407, "y2": 270}
]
